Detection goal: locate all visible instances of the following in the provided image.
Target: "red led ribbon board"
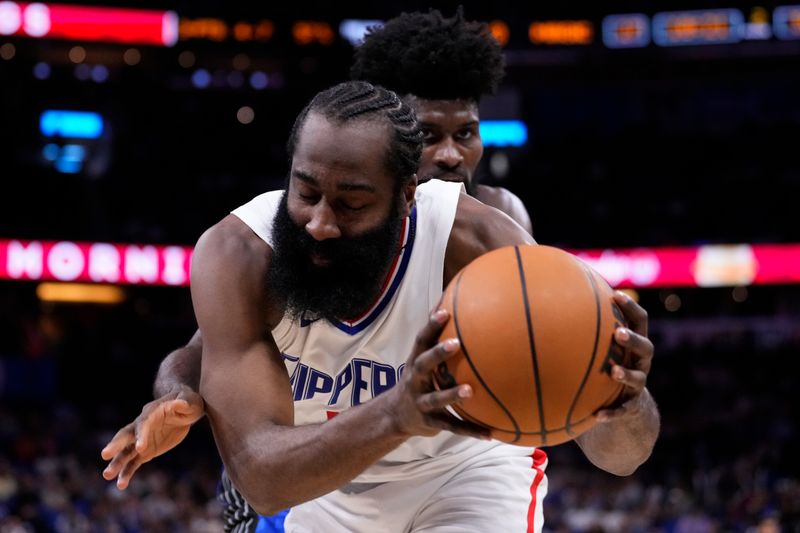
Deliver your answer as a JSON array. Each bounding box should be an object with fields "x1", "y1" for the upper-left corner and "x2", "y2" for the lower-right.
[{"x1": 0, "y1": 2, "x2": 177, "y2": 46}]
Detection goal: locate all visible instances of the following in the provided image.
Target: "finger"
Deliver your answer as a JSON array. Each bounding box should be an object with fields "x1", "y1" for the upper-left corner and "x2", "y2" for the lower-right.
[
  {"x1": 416, "y1": 384, "x2": 472, "y2": 413},
  {"x1": 102, "y1": 442, "x2": 137, "y2": 480},
  {"x1": 166, "y1": 399, "x2": 188, "y2": 417},
  {"x1": 609, "y1": 364, "x2": 647, "y2": 391},
  {"x1": 412, "y1": 309, "x2": 450, "y2": 358},
  {"x1": 116, "y1": 455, "x2": 146, "y2": 490},
  {"x1": 413, "y1": 338, "x2": 460, "y2": 375},
  {"x1": 613, "y1": 291, "x2": 648, "y2": 337},
  {"x1": 135, "y1": 422, "x2": 150, "y2": 455},
  {"x1": 170, "y1": 398, "x2": 202, "y2": 419},
  {"x1": 101, "y1": 425, "x2": 135, "y2": 460},
  {"x1": 613, "y1": 327, "x2": 654, "y2": 373}
]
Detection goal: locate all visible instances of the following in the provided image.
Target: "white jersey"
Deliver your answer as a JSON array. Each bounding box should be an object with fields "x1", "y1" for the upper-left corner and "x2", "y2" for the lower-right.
[{"x1": 232, "y1": 180, "x2": 547, "y2": 531}]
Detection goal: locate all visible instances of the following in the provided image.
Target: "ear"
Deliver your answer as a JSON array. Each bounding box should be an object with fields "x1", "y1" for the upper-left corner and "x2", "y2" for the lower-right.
[{"x1": 399, "y1": 175, "x2": 417, "y2": 217}]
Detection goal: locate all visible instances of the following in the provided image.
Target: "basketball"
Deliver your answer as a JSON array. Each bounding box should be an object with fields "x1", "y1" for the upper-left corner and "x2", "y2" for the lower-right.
[{"x1": 435, "y1": 244, "x2": 629, "y2": 447}]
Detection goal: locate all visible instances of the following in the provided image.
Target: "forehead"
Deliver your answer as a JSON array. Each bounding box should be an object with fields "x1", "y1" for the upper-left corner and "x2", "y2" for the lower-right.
[
  {"x1": 293, "y1": 113, "x2": 391, "y2": 179},
  {"x1": 411, "y1": 98, "x2": 479, "y2": 126}
]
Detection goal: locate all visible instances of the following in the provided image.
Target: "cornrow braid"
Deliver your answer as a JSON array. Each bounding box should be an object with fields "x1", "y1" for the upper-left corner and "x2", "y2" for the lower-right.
[{"x1": 287, "y1": 81, "x2": 422, "y2": 186}]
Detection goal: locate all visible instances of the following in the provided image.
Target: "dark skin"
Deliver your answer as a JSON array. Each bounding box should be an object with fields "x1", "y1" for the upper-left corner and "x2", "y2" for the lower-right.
[
  {"x1": 412, "y1": 97, "x2": 534, "y2": 235},
  {"x1": 102, "y1": 115, "x2": 659, "y2": 498}
]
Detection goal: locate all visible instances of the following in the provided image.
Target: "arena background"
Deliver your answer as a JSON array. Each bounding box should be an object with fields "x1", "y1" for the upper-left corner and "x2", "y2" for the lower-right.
[{"x1": 1, "y1": 1, "x2": 799, "y2": 531}]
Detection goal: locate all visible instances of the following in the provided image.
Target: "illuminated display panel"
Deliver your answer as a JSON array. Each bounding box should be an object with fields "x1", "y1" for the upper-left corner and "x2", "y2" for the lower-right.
[
  {"x1": 0, "y1": 240, "x2": 193, "y2": 286},
  {"x1": 774, "y1": 5, "x2": 800, "y2": 40},
  {"x1": 602, "y1": 13, "x2": 650, "y2": 48},
  {"x1": 339, "y1": 19, "x2": 382, "y2": 46},
  {"x1": 529, "y1": 20, "x2": 593, "y2": 45},
  {"x1": 573, "y1": 244, "x2": 800, "y2": 288},
  {"x1": 0, "y1": 2, "x2": 177, "y2": 46},
  {"x1": 292, "y1": 20, "x2": 334, "y2": 45},
  {"x1": 487, "y1": 20, "x2": 509, "y2": 46},
  {"x1": 40, "y1": 110, "x2": 103, "y2": 139},
  {"x1": 480, "y1": 120, "x2": 527, "y2": 147},
  {"x1": 178, "y1": 17, "x2": 274, "y2": 42},
  {"x1": 652, "y1": 9, "x2": 745, "y2": 47},
  {"x1": 3, "y1": 240, "x2": 800, "y2": 288}
]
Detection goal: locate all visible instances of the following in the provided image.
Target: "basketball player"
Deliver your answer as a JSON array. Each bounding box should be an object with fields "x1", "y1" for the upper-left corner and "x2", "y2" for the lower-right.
[
  {"x1": 102, "y1": 10, "x2": 535, "y2": 504},
  {"x1": 350, "y1": 8, "x2": 533, "y2": 234},
  {"x1": 103, "y1": 81, "x2": 659, "y2": 532}
]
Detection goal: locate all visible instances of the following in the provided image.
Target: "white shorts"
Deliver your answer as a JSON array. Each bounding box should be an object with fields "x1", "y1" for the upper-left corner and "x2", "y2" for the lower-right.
[{"x1": 283, "y1": 445, "x2": 548, "y2": 533}]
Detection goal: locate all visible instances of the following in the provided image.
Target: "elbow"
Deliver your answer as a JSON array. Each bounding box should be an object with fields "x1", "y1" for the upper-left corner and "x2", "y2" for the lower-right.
[
  {"x1": 242, "y1": 485, "x2": 295, "y2": 517},
  {"x1": 232, "y1": 481, "x2": 289, "y2": 518},
  {"x1": 604, "y1": 463, "x2": 640, "y2": 477},
  {"x1": 250, "y1": 499, "x2": 289, "y2": 518},
  {"x1": 226, "y1": 460, "x2": 293, "y2": 517},
  {"x1": 601, "y1": 449, "x2": 654, "y2": 477}
]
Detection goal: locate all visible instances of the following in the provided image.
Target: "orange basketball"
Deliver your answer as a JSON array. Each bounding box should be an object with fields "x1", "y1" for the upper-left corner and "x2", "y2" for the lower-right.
[{"x1": 435, "y1": 244, "x2": 629, "y2": 447}]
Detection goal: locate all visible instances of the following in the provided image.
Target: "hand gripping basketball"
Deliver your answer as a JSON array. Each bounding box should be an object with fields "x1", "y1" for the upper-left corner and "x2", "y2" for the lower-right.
[
  {"x1": 434, "y1": 245, "x2": 632, "y2": 447},
  {"x1": 384, "y1": 309, "x2": 491, "y2": 441}
]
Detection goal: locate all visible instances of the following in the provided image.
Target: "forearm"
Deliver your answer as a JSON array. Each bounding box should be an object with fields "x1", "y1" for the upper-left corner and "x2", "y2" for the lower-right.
[
  {"x1": 208, "y1": 392, "x2": 407, "y2": 516},
  {"x1": 153, "y1": 330, "x2": 203, "y2": 397},
  {"x1": 576, "y1": 388, "x2": 660, "y2": 476}
]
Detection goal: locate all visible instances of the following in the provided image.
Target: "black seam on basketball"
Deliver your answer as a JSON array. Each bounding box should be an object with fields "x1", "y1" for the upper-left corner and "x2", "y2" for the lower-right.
[
  {"x1": 482, "y1": 409, "x2": 601, "y2": 434},
  {"x1": 515, "y1": 246, "x2": 545, "y2": 445},
  {"x1": 452, "y1": 254, "x2": 521, "y2": 440},
  {"x1": 484, "y1": 385, "x2": 623, "y2": 436},
  {"x1": 466, "y1": 401, "x2": 609, "y2": 435},
  {"x1": 565, "y1": 264, "x2": 603, "y2": 438}
]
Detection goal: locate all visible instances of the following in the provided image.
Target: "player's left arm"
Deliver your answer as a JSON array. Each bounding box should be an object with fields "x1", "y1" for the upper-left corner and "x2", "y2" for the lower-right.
[
  {"x1": 575, "y1": 291, "x2": 660, "y2": 476},
  {"x1": 444, "y1": 192, "x2": 535, "y2": 283}
]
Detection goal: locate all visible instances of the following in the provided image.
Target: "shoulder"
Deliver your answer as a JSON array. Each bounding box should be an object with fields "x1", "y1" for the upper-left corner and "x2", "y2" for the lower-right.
[
  {"x1": 443, "y1": 193, "x2": 535, "y2": 285},
  {"x1": 475, "y1": 185, "x2": 533, "y2": 234},
  {"x1": 192, "y1": 215, "x2": 283, "y2": 327},
  {"x1": 195, "y1": 215, "x2": 271, "y2": 267}
]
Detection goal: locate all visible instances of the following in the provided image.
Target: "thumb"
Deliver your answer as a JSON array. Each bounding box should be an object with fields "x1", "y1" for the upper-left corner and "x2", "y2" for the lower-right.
[
  {"x1": 171, "y1": 397, "x2": 205, "y2": 421},
  {"x1": 169, "y1": 398, "x2": 192, "y2": 414},
  {"x1": 176, "y1": 389, "x2": 205, "y2": 410}
]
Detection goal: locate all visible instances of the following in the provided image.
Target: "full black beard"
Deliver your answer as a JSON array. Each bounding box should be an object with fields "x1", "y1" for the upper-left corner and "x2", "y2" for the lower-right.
[{"x1": 268, "y1": 192, "x2": 404, "y2": 323}]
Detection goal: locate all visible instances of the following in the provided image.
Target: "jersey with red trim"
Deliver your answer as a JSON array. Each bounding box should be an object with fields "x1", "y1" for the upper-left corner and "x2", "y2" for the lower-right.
[{"x1": 230, "y1": 179, "x2": 538, "y2": 484}]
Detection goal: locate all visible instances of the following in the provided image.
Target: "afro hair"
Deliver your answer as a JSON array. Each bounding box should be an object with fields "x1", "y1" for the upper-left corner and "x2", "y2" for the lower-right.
[{"x1": 350, "y1": 8, "x2": 505, "y2": 102}]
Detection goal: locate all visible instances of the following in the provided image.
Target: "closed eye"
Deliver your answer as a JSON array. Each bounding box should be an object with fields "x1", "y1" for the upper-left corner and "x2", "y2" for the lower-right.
[{"x1": 298, "y1": 193, "x2": 319, "y2": 203}]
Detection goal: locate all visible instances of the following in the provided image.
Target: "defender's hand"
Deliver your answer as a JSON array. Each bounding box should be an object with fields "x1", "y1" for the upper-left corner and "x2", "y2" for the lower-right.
[
  {"x1": 596, "y1": 291, "x2": 654, "y2": 423},
  {"x1": 101, "y1": 385, "x2": 205, "y2": 489}
]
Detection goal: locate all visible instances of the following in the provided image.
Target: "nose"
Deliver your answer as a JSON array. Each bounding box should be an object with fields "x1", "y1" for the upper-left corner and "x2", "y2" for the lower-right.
[
  {"x1": 305, "y1": 200, "x2": 341, "y2": 241},
  {"x1": 432, "y1": 138, "x2": 464, "y2": 169}
]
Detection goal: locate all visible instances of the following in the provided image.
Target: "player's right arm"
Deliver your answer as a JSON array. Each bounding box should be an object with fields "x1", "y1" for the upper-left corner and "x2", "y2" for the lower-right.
[{"x1": 194, "y1": 215, "x2": 487, "y2": 516}]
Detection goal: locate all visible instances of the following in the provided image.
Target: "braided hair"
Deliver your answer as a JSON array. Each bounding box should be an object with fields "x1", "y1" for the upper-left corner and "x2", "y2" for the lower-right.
[
  {"x1": 287, "y1": 81, "x2": 422, "y2": 186},
  {"x1": 350, "y1": 8, "x2": 505, "y2": 102}
]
